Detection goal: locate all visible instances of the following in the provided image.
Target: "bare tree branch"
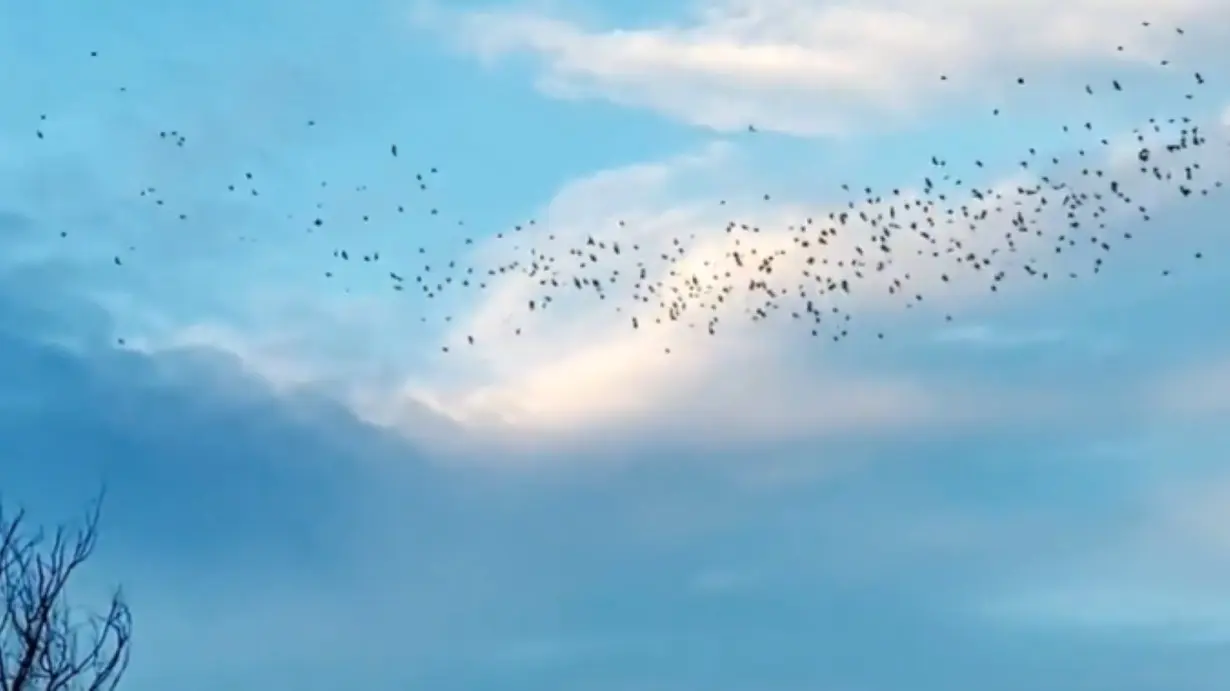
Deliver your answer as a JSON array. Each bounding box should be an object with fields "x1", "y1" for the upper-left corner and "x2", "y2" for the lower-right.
[{"x1": 0, "y1": 496, "x2": 131, "y2": 691}]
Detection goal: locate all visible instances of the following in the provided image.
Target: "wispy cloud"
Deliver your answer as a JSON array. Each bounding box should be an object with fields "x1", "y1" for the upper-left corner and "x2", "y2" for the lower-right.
[{"x1": 430, "y1": 0, "x2": 1230, "y2": 134}]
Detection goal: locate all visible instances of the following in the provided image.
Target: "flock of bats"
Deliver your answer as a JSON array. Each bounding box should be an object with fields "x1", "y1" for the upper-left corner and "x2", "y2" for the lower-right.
[{"x1": 15, "y1": 21, "x2": 1227, "y2": 355}]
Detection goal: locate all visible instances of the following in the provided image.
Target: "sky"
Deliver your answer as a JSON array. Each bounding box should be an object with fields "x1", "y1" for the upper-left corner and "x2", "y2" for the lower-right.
[{"x1": 3, "y1": 0, "x2": 1230, "y2": 689}]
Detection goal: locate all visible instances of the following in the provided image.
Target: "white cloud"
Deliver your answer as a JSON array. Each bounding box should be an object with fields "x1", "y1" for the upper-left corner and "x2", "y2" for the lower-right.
[
  {"x1": 374, "y1": 118, "x2": 1219, "y2": 452},
  {"x1": 124, "y1": 322, "x2": 320, "y2": 391},
  {"x1": 390, "y1": 151, "x2": 1023, "y2": 450},
  {"x1": 431, "y1": 0, "x2": 1230, "y2": 135}
]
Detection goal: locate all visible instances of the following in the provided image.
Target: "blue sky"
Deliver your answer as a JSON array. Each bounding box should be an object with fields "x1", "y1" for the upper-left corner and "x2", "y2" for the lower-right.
[{"x1": 4, "y1": 0, "x2": 1230, "y2": 689}]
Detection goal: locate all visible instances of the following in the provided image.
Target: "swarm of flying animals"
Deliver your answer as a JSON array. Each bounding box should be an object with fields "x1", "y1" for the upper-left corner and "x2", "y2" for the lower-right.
[{"x1": 24, "y1": 20, "x2": 1227, "y2": 355}]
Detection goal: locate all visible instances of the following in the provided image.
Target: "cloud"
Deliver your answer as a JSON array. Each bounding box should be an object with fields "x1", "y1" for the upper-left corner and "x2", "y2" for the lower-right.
[
  {"x1": 392, "y1": 145, "x2": 991, "y2": 452},
  {"x1": 349, "y1": 102, "x2": 1224, "y2": 454},
  {"x1": 431, "y1": 0, "x2": 1230, "y2": 134}
]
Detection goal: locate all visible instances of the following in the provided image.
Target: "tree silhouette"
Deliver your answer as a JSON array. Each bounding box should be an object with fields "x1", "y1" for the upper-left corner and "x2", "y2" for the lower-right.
[{"x1": 0, "y1": 498, "x2": 131, "y2": 691}]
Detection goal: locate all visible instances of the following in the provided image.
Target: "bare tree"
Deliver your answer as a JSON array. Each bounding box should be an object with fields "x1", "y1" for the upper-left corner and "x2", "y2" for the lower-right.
[{"x1": 0, "y1": 498, "x2": 131, "y2": 691}]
